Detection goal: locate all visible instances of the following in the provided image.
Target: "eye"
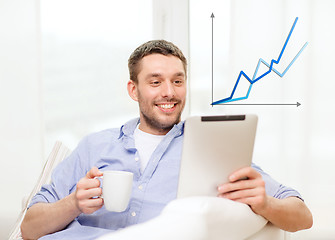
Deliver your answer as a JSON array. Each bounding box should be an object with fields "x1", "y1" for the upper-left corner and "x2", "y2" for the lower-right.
[
  {"x1": 151, "y1": 80, "x2": 160, "y2": 86},
  {"x1": 174, "y1": 79, "x2": 184, "y2": 85}
]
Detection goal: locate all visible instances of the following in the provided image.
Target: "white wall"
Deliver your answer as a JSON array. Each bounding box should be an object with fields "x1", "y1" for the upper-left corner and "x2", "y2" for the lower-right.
[
  {"x1": 189, "y1": 0, "x2": 335, "y2": 239},
  {"x1": 40, "y1": 0, "x2": 153, "y2": 152},
  {"x1": 0, "y1": 0, "x2": 44, "y2": 238}
]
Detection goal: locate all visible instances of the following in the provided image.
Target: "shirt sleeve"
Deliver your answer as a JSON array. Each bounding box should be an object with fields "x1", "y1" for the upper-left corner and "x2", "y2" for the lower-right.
[
  {"x1": 28, "y1": 137, "x2": 90, "y2": 209},
  {"x1": 251, "y1": 163, "x2": 303, "y2": 200}
]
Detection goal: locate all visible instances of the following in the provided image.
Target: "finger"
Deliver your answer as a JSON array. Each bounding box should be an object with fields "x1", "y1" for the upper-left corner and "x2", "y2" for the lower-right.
[
  {"x1": 80, "y1": 198, "x2": 104, "y2": 208},
  {"x1": 77, "y1": 178, "x2": 101, "y2": 190},
  {"x1": 86, "y1": 167, "x2": 103, "y2": 179},
  {"x1": 78, "y1": 199, "x2": 104, "y2": 214},
  {"x1": 229, "y1": 167, "x2": 260, "y2": 182},
  {"x1": 77, "y1": 187, "x2": 103, "y2": 200},
  {"x1": 218, "y1": 188, "x2": 261, "y2": 200},
  {"x1": 218, "y1": 178, "x2": 258, "y2": 194},
  {"x1": 233, "y1": 196, "x2": 257, "y2": 206}
]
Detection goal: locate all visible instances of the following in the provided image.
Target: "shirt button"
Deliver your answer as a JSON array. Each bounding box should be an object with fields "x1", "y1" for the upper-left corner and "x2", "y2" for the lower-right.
[
  {"x1": 138, "y1": 185, "x2": 143, "y2": 190},
  {"x1": 131, "y1": 212, "x2": 136, "y2": 217},
  {"x1": 135, "y1": 157, "x2": 139, "y2": 162}
]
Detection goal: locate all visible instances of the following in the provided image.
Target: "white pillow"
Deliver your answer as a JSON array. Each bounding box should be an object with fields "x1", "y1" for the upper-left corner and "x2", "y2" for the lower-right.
[{"x1": 97, "y1": 197, "x2": 268, "y2": 240}]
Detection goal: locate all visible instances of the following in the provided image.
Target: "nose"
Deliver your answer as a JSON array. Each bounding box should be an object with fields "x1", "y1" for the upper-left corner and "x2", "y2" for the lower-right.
[{"x1": 161, "y1": 81, "x2": 176, "y2": 99}]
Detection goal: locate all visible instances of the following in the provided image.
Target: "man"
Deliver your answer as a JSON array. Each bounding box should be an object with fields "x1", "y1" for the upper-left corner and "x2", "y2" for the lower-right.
[{"x1": 21, "y1": 40, "x2": 312, "y2": 240}]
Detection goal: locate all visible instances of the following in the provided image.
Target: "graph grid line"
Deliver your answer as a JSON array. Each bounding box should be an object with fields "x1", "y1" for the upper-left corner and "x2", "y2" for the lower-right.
[{"x1": 212, "y1": 17, "x2": 308, "y2": 105}]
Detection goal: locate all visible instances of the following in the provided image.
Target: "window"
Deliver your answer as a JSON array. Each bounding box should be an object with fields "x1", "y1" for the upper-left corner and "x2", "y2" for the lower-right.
[{"x1": 41, "y1": 0, "x2": 153, "y2": 150}]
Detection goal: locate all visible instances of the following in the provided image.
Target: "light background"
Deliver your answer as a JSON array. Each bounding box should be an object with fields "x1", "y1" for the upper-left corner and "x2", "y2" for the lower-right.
[{"x1": 1, "y1": 0, "x2": 334, "y2": 239}]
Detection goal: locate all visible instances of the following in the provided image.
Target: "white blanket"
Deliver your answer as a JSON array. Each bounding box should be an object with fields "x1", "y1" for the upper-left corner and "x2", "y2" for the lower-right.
[{"x1": 97, "y1": 197, "x2": 268, "y2": 240}]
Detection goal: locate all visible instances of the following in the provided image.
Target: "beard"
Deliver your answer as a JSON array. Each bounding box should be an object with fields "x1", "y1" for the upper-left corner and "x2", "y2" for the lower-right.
[
  {"x1": 140, "y1": 106, "x2": 182, "y2": 131},
  {"x1": 137, "y1": 92, "x2": 185, "y2": 133}
]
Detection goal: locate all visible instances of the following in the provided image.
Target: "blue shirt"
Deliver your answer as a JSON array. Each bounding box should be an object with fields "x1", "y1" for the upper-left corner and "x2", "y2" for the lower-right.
[{"x1": 29, "y1": 118, "x2": 301, "y2": 240}]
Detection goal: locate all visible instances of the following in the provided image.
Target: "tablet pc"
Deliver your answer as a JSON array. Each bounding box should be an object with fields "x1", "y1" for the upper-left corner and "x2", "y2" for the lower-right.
[{"x1": 177, "y1": 114, "x2": 258, "y2": 198}]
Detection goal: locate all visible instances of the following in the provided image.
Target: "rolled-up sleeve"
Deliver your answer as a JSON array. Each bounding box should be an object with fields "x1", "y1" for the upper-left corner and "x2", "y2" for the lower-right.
[
  {"x1": 28, "y1": 137, "x2": 90, "y2": 208},
  {"x1": 252, "y1": 163, "x2": 303, "y2": 200}
]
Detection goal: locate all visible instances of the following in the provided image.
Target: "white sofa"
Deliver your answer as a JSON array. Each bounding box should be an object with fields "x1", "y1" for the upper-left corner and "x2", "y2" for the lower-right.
[{"x1": 9, "y1": 142, "x2": 288, "y2": 240}]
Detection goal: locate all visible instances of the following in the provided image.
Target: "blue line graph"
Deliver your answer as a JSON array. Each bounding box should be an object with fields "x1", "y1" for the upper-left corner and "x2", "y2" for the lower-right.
[{"x1": 212, "y1": 17, "x2": 308, "y2": 105}]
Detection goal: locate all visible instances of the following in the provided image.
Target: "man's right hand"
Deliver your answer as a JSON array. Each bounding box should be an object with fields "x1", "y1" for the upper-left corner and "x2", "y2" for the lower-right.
[
  {"x1": 74, "y1": 167, "x2": 104, "y2": 214},
  {"x1": 21, "y1": 167, "x2": 104, "y2": 239}
]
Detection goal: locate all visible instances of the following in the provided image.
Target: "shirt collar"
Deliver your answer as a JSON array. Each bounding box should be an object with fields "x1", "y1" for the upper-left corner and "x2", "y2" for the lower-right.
[
  {"x1": 118, "y1": 118, "x2": 140, "y2": 139},
  {"x1": 118, "y1": 117, "x2": 184, "y2": 139}
]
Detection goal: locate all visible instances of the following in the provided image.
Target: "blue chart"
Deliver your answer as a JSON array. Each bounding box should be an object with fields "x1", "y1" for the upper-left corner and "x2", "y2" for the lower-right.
[{"x1": 211, "y1": 17, "x2": 308, "y2": 105}]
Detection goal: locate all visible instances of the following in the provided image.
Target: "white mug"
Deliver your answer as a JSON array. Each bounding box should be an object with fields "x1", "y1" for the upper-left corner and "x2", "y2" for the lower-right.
[{"x1": 100, "y1": 170, "x2": 134, "y2": 212}]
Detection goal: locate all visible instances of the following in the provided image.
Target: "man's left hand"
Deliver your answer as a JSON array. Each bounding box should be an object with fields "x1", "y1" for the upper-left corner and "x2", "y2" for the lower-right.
[{"x1": 217, "y1": 166, "x2": 268, "y2": 215}]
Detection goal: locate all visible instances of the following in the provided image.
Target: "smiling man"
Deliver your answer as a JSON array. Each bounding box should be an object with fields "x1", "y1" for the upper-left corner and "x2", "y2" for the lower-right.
[
  {"x1": 21, "y1": 40, "x2": 312, "y2": 240},
  {"x1": 127, "y1": 52, "x2": 186, "y2": 135}
]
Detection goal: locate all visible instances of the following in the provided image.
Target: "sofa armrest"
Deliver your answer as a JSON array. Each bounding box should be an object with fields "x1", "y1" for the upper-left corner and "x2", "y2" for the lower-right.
[{"x1": 247, "y1": 222, "x2": 289, "y2": 240}]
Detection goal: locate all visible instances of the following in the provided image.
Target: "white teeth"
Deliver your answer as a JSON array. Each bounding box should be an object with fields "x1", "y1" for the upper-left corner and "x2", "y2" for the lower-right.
[{"x1": 158, "y1": 104, "x2": 174, "y2": 109}]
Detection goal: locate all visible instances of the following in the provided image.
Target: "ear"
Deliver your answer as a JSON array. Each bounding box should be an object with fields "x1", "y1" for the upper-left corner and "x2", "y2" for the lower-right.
[{"x1": 127, "y1": 80, "x2": 138, "y2": 102}]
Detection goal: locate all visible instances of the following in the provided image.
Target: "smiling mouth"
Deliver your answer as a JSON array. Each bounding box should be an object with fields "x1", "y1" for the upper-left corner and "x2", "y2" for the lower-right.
[
  {"x1": 155, "y1": 103, "x2": 179, "y2": 113},
  {"x1": 157, "y1": 103, "x2": 176, "y2": 109}
]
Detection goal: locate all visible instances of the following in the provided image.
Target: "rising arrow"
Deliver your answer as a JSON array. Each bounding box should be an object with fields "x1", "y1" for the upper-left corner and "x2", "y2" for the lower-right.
[
  {"x1": 211, "y1": 13, "x2": 215, "y2": 107},
  {"x1": 213, "y1": 102, "x2": 301, "y2": 107}
]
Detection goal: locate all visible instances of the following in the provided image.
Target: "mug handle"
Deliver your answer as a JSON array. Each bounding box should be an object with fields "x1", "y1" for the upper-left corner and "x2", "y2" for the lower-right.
[{"x1": 94, "y1": 175, "x2": 104, "y2": 199}]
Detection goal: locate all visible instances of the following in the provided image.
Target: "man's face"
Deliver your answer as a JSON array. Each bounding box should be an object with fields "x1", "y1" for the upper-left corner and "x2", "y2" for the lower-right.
[{"x1": 127, "y1": 54, "x2": 186, "y2": 135}]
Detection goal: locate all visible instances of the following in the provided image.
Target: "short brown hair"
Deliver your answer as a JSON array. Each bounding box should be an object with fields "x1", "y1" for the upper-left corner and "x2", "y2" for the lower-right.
[{"x1": 128, "y1": 40, "x2": 187, "y2": 83}]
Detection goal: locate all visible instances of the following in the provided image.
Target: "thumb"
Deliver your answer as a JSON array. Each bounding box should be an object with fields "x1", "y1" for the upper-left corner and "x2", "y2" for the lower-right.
[{"x1": 86, "y1": 167, "x2": 103, "y2": 179}]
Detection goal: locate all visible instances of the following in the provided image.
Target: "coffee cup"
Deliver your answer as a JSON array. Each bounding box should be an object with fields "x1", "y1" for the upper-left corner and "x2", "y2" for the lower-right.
[{"x1": 100, "y1": 170, "x2": 134, "y2": 212}]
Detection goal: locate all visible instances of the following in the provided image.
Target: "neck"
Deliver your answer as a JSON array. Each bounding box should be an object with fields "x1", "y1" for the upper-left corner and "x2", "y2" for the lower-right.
[{"x1": 138, "y1": 123, "x2": 171, "y2": 135}]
